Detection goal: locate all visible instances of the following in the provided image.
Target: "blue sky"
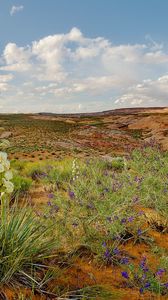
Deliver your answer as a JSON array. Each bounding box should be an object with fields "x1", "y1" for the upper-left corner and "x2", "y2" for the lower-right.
[{"x1": 0, "y1": 0, "x2": 168, "y2": 113}]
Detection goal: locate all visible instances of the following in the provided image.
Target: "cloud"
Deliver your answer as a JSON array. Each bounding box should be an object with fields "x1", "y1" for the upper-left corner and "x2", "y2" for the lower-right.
[
  {"x1": 115, "y1": 75, "x2": 168, "y2": 107},
  {"x1": 0, "y1": 27, "x2": 168, "y2": 112},
  {"x1": 0, "y1": 73, "x2": 13, "y2": 93},
  {"x1": 10, "y1": 5, "x2": 24, "y2": 16},
  {"x1": 0, "y1": 74, "x2": 13, "y2": 82},
  {"x1": 1, "y1": 43, "x2": 31, "y2": 72}
]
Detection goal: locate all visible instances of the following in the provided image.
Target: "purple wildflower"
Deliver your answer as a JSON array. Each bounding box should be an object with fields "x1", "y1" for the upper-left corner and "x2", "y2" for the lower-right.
[
  {"x1": 104, "y1": 248, "x2": 111, "y2": 259},
  {"x1": 141, "y1": 273, "x2": 146, "y2": 280},
  {"x1": 139, "y1": 257, "x2": 149, "y2": 272},
  {"x1": 87, "y1": 203, "x2": 94, "y2": 209},
  {"x1": 53, "y1": 205, "x2": 59, "y2": 212},
  {"x1": 47, "y1": 201, "x2": 52, "y2": 206},
  {"x1": 128, "y1": 216, "x2": 134, "y2": 222},
  {"x1": 113, "y1": 248, "x2": 120, "y2": 255},
  {"x1": 134, "y1": 176, "x2": 139, "y2": 182},
  {"x1": 68, "y1": 191, "x2": 75, "y2": 199},
  {"x1": 41, "y1": 172, "x2": 47, "y2": 177},
  {"x1": 144, "y1": 282, "x2": 150, "y2": 289},
  {"x1": 139, "y1": 287, "x2": 144, "y2": 294},
  {"x1": 134, "y1": 176, "x2": 143, "y2": 185},
  {"x1": 138, "y1": 211, "x2": 144, "y2": 216},
  {"x1": 121, "y1": 218, "x2": 127, "y2": 224},
  {"x1": 121, "y1": 271, "x2": 129, "y2": 279},
  {"x1": 48, "y1": 193, "x2": 54, "y2": 199},
  {"x1": 139, "y1": 257, "x2": 147, "y2": 268},
  {"x1": 156, "y1": 268, "x2": 165, "y2": 277},
  {"x1": 143, "y1": 266, "x2": 149, "y2": 272},
  {"x1": 137, "y1": 228, "x2": 142, "y2": 236},
  {"x1": 120, "y1": 257, "x2": 129, "y2": 265},
  {"x1": 163, "y1": 283, "x2": 168, "y2": 288},
  {"x1": 102, "y1": 241, "x2": 107, "y2": 247}
]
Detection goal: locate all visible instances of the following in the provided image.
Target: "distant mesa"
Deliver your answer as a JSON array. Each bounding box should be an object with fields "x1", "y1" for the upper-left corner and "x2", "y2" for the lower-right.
[{"x1": 38, "y1": 107, "x2": 168, "y2": 118}]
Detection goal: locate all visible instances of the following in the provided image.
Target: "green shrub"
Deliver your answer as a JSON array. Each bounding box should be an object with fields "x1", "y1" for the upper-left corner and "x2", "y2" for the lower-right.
[{"x1": 12, "y1": 175, "x2": 32, "y2": 199}]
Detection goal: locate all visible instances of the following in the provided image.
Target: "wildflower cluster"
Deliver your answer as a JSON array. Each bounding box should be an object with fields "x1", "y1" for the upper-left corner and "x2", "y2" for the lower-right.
[
  {"x1": 102, "y1": 242, "x2": 130, "y2": 266},
  {"x1": 121, "y1": 256, "x2": 168, "y2": 295},
  {"x1": 43, "y1": 193, "x2": 60, "y2": 218}
]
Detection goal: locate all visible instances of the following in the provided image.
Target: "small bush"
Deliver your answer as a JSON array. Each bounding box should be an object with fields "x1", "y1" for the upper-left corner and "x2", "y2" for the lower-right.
[{"x1": 12, "y1": 175, "x2": 32, "y2": 199}]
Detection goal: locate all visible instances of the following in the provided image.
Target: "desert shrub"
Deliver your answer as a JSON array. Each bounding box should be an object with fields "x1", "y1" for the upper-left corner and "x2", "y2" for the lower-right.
[
  {"x1": 126, "y1": 146, "x2": 168, "y2": 217},
  {"x1": 131, "y1": 129, "x2": 142, "y2": 139},
  {"x1": 11, "y1": 159, "x2": 26, "y2": 172},
  {"x1": 47, "y1": 167, "x2": 70, "y2": 184},
  {"x1": 45, "y1": 157, "x2": 145, "y2": 264},
  {"x1": 110, "y1": 159, "x2": 125, "y2": 170},
  {"x1": 47, "y1": 159, "x2": 74, "y2": 183},
  {"x1": 12, "y1": 175, "x2": 32, "y2": 199},
  {"x1": 27, "y1": 166, "x2": 47, "y2": 180},
  {"x1": 99, "y1": 157, "x2": 126, "y2": 171},
  {"x1": 44, "y1": 146, "x2": 168, "y2": 265}
]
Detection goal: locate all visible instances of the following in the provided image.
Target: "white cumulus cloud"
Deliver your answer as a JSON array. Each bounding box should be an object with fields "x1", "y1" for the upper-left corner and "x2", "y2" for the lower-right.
[
  {"x1": 0, "y1": 73, "x2": 13, "y2": 93},
  {"x1": 10, "y1": 5, "x2": 24, "y2": 16},
  {"x1": 0, "y1": 27, "x2": 168, "y2": 113}
]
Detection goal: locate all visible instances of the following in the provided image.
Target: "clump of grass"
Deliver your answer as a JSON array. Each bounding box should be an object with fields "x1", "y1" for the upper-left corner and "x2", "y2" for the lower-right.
[
  {"x1": 11, "y1": 175, "x2": 32, "y2": 199},
  {"x1": 59, "y1": 285, "x2": 122, "y2": 299},
  {"x1": 0, "y1": 204, "x2": 58, "y2": 286},
  {"x1": 126, "y1": 144, "x2": 168, "y2": 218},
  {"x1": 130, "y1": 129, "x2": 143, "y2": 139},
  {"x1": 110, "y1": 159, "x2": 125, "y2": 170}
]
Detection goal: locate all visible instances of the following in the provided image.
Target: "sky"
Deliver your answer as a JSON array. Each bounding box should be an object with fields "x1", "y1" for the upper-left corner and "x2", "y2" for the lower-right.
[{"x1": 0, "y1": 0, "x2": 168, "y2": 113}]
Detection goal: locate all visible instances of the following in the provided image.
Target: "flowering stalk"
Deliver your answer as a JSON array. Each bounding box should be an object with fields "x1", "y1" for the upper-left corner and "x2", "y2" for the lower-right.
[
  {"x1": 0, "y1": 152, "x2": 14, "y2": 229},
  {"x1": 72, "y1": 158, "x2": 80, "y2": 181}
]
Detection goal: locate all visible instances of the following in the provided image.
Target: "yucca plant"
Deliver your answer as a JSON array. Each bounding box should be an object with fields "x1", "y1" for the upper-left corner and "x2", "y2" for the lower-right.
[
  {"x1": 0, "y1": 149, "x2": 58, "y2": 291},
  {"x1": 0, "y1": 205, "x2": 58, "y2": 285}
]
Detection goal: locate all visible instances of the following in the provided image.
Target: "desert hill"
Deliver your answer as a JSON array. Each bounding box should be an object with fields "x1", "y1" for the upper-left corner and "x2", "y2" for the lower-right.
[{"x1": 0, "y1": 107, "x2": 167, "y2": 160}]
